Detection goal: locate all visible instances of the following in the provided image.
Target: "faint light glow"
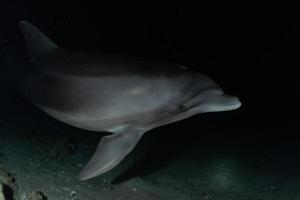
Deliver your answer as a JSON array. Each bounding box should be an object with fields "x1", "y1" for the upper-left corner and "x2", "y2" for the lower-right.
[
  {"x1": 212, "y1": 172, "x2": 232, "y2": 188},
  {"x1": 129, "y1": 86, "x2": 148, "y2": 95},
  {"x1": 178, "y1": 65, "x2": 188, "y2": 70},
  {"x1": 210, "y1": 158, "x2": 239, "y2": 189}
]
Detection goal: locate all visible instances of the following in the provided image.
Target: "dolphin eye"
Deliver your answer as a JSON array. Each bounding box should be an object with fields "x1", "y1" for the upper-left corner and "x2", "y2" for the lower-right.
[{"x1": 177, "y1": 104, "x2": 187, "y2": 112}]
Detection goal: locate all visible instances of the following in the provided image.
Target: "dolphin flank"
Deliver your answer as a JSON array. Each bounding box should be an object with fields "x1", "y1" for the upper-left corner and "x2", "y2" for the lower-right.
[{"x1": 12, "y1": 21, "x2": 241, "y2": 180}]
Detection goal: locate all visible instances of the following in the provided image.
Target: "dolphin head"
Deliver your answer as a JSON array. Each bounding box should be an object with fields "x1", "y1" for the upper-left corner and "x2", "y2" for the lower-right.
[
  {"x1": 182, "y1": 86, "x2": 241, "y2": 113},
  {"x1": 177, "y1": 69, "x2": 241, "y2": 112},
  {"x1": 150, "y1": 67, "x2": 242, "y2": 128}
]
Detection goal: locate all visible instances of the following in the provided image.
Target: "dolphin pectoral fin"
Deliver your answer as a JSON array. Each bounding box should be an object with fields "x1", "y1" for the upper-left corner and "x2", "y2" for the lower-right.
[{"x1": 78, "y1": 130, "x2": 144, "y2": 181}]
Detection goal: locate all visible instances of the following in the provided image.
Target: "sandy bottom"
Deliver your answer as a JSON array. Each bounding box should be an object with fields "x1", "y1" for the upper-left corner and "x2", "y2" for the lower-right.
[{"x1": 0, "y1": 83, "x2": 300, "y2": 200}]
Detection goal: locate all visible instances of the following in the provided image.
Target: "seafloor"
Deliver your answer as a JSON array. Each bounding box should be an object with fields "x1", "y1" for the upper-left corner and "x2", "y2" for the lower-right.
[{"x1": 0, "y1": 82, "x2": 299, "y2": 200}]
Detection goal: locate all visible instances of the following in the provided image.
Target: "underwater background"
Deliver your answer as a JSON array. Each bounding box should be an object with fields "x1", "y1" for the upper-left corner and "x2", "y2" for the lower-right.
[{"x1": 0, "y1": 1, "x2": 299, "y2": 199}]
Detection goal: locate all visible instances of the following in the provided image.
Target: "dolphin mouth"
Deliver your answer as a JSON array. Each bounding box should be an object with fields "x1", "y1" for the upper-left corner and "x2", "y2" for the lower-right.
[{"x1": 209, "y1": 94, "x2": 242, "y2": 111}]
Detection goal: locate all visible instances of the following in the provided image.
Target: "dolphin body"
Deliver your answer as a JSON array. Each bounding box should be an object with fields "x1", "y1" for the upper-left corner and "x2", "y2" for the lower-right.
[{"x1": 13, "y1": 21, "x2": 241, "y2": 180}]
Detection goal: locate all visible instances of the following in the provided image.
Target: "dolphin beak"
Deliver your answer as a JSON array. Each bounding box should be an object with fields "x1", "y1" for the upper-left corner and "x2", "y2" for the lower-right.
[{"x1": 209, "y1": 94, "x2": 242, "y2": 111}]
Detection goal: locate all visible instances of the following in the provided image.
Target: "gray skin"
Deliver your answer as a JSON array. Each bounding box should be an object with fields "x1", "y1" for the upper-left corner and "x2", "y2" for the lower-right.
[{"x1": 15, "y1": 21, "x2": 241, "y2": 181}]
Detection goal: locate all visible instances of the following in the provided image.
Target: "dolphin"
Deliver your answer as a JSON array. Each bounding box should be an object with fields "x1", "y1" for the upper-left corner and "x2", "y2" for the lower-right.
[{"x1": 11, "y1": 21, "x2": 241, "y2": 180}]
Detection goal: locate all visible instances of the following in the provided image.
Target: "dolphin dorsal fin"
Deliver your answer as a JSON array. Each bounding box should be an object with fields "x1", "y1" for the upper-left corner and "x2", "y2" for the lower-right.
[{"x1": 19, "y1": 20, "x2": 58, "y2": 56}]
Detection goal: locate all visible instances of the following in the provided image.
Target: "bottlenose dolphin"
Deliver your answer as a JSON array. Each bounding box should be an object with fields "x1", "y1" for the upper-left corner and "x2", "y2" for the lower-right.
[{"x1": 12, "y1": 21, "x2": 241, "y2": 180}]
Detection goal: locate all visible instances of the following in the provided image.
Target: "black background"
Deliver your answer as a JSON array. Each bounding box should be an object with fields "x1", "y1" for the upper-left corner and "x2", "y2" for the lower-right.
[{"x1": 0, "y1": 2, "x2": 299, "y2": 142}]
